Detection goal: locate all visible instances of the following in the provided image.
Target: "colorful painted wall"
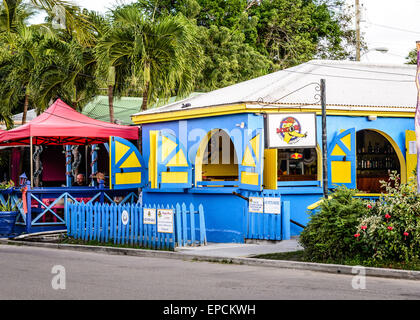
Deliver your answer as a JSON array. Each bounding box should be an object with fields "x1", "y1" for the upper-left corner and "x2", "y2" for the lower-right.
[{"x1": 137, "y1": 112, "x2": 415, "y2": 242}]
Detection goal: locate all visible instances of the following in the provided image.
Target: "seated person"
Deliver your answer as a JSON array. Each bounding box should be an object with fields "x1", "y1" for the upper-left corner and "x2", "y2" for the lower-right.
[
  {"x1": 92, "y1": 172, "x2": 105, "y2": 187},
  {"x1": 72, "y1": 173, "x2": 87, "y2": 186}
]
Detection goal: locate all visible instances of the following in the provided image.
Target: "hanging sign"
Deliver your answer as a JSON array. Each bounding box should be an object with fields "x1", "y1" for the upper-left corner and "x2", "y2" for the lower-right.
[
  {"x1": 266, "y1": 113, "x2": 317, "y2": 149},
  {"x1": 249, "y1": 197, "x2": 264, "y2": 213},
  {"x1": 157, "y1": 208, "x2": 174, "y2": 233},
  {"x1": 264, "y1": 197, "x2": 281, "y2": 214},
  {"x1": 143, "y1": 208, "x2": 156, "y2": 225}
]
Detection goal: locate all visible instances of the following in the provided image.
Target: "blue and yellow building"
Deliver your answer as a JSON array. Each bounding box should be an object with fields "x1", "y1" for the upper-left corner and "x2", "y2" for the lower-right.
[{"x1": 110, "y1": 60, "x2": 418, "y2": 243}]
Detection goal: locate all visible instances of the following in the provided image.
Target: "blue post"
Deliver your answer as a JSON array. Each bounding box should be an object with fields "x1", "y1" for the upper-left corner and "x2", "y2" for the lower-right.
[
  {"x1": 99, "y1": 180, "x2": 105, "y2": 203},
  {"x1": 198, "y1": 204, "x2": 206, "y2": 245},
  {"x1": 282, "y1": 201, "x2": 291, "y2": 240},
  {"x1": 25, "y1": 180, "x2": 32, "y2": 234},
  {"x1": 175, "y1": 203, "x2": 182, "y2": 247},
  {"x1": 91, "y1": 144, "x2": 98, "y2": 187},
  {"x1": 189, "y1": 203, "x2": 195, "y2": 246},
  {"x1": 65, "y1": 145, "x2": 72, "y2": 187}
]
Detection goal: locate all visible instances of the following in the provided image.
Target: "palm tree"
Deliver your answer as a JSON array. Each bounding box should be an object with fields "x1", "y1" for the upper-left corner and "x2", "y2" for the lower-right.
[{"x1": 96, "y1": 6, "x2": 203, "y2": 111}]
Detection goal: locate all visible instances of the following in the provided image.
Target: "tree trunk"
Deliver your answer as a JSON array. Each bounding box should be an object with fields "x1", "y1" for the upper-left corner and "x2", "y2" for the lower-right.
[
  {"x1": 141, "y1": 82, "x2": 149, "y2": 111},
  {"x1": 22, "y1": 94, "x2": 29, "y2": 125},
  {"x1": 108, "y1": 85, "x2": 115, "y2": 123}
]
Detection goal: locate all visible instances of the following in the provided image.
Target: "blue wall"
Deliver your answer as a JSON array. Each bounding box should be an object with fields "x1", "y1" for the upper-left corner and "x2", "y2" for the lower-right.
[{"x1": 140, "y1": 112, "x2": 415, "y2": 243}]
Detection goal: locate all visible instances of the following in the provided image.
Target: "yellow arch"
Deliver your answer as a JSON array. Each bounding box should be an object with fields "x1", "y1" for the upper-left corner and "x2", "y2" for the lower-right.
[
  {"x1": 194, "y1": 129, "x2": 239, "y2": 184},
  {"x1": 358, "y1": 129, "x2": 407, "y2": 184}
]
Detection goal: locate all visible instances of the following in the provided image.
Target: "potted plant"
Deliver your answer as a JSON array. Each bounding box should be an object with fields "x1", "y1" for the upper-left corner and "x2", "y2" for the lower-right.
[{"x1": 0, "y1": 198, "x2": 20, "y2": 237}]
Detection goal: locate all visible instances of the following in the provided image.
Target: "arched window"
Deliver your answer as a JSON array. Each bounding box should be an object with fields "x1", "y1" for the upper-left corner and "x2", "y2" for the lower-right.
[
  {"x1": 195, "y1": 129, "x2": 239, "y2": 186},
  {"x1": 356, "y1": 129, "x2": 401, "y2": 193}
]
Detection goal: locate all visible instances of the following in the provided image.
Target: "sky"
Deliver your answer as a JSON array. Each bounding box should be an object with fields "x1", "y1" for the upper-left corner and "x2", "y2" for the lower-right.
[
  {"x1": 346, "y1": 0, "x2": 420, "y2": 64},
  {"x1": 31, "y1": 0, "x2": 420, "y2": 65}
]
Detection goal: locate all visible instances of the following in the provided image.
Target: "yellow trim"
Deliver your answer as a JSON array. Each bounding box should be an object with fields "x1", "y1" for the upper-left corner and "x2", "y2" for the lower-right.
[
  {"x1": 132, "y1": 104, "x2": 247, "y2": 124},
  {"x1": 331, "y1": 161, "x2": 352, "y2": 183},
  {"x1": 120, "y1": 152, "x2": 141, "y2": 168},
  {"x1": 195, "y1": 129, "x2": 217, "y2": 183},
  {"x1": 241, "y1": 171, "x2": 259, "y2": 185},
  {"x1": 263, "y1": 149, "x2": 278, "y2": 190},
  {"x1": 250, "y1": 134, "x2": 260, "y2": 162},
  {"x1": 242, "y1": 146, "x2": 256, "y2": 167},
  {"x1": 149, "y1": 131, "x2": 158, "y2": 188},
  {"x1": 115, "y1": 141, "x2": 130, "y2": 164},
  {"x1": 341, "y1": 132, "x2": 352, "y2": 151},
  {"x1": 405, "y1": 130, "x2": 417, "y2": 180},
  {"x1": 109, "y1": 137, "x2": 112, "y2": 189},
  {"x1": 307, "y1": 196, "x2": 331, "y2": 210},
  {"x1": 166, "y1": 149, "x2": 189, "y2": 167},
  {"x1": 131, "y1": 103, "x2": 415, "y2": 124},
  {"x1": 116, "y1": 172, "x2": 141, "y2": 185},
  {"x1": 161, "y1": 136, "x2": 178, "y2": 162},
  {"x1": 355, "y1": 193, "x2": 381, "y2": 197},
  {"x1": 316, "y1": 144, "x2": 322, "y2": 183},
  {"x1": 331, "y1": 144, "x2": 346, "y2": 156},
  {"x1": 161, "y1": 171, "x2": 188, "y2": 184}
]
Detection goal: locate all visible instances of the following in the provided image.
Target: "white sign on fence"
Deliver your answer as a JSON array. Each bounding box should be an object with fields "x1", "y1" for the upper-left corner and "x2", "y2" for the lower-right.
[
  {"x1": 143, "y1": 208, "x2": 156, "y2": 225},
  {"x1": 121, "y1": 210, "x2": 129, "y2": 225},
  {"x1": 157, "y1": 209, "x2": 174, "y2": 233},
  {"x1": 264, "y1": 197, "x2": 281, "y2": 214},
  {"x1": 249, "y1": 197, "x2": 264, "y2": 213}
]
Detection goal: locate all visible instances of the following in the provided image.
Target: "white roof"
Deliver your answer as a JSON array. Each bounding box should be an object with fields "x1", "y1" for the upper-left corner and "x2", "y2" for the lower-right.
[{"x1": 132, "y1": 60, "x2": 417, "y2": 117}]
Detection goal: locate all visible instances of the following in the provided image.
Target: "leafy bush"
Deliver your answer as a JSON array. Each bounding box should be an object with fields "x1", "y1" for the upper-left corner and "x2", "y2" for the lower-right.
[
  {"x1": 299, "y1": 186, "x2": 369, "y2": 262},
  {"x1": 0, "y1": 198, "x2": 20, "y2": 212},
  {"x1": 356, "y1": 172, "x2": 420, "y2": 263}
]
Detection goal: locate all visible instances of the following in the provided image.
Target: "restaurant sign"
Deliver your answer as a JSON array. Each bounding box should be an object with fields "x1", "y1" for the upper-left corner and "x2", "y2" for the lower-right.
[{"x1": 266, "y1": 113, "x2": 317, "y2": 149}]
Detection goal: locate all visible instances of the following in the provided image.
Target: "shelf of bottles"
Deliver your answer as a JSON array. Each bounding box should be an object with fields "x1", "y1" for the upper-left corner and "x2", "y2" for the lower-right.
[{"x1": 356, "y1": 141, "x2": 398, "y2": 174}]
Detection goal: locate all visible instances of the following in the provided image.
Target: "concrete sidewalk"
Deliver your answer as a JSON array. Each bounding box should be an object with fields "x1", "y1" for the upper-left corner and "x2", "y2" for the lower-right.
[
  {"x1": 176, "y1": 239, "x2": 303, "y2": 258},
  {"x1": 1, "y1": 236, "x2": 420, "y2": 281}
]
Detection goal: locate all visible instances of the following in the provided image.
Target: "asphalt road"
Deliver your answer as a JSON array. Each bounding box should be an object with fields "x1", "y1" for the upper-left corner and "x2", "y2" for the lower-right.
[{"x1": 1, "y1": 244, "x2": 419, "y2": 300}]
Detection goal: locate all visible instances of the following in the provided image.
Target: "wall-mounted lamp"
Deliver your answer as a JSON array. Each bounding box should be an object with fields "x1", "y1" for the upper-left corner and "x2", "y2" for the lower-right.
[
  {"x1": 236, "y1": 122, "x2": 245, "y2": 129},
  {"x1": 368, "y1": 115, "x2": 377, "y2": 121}
]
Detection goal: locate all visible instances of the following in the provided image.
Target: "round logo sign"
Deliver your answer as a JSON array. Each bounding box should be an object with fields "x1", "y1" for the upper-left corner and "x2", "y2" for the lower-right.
[
  {"x1": 276, "y1": 116, "x2": 307, "y2": 144},
  {"x1": 121, "y1": 210, "x2": 129, "y2": 225}
]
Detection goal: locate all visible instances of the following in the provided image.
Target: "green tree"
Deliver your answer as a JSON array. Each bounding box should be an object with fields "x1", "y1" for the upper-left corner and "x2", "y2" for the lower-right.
[
  {"x1": 197, "y1": 25, "x2": 272, "y2": 91},
  {"x1": 97, "y1": 6, "x2": 203, "y2": 111},
  {"x1": 405, "y1": 48, "x2": 416, "y2": 65}
]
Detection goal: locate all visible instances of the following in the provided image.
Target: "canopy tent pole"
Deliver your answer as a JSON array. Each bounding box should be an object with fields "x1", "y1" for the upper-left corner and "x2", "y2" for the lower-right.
[{"x1": 30, "y1": 136, "x2": 33, "y2": 188}]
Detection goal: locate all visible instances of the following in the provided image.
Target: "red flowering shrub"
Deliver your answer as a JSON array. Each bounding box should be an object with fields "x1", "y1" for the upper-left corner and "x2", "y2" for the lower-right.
[{"x1": 356, "y1": 172, "x2": 420, "y2": 262}]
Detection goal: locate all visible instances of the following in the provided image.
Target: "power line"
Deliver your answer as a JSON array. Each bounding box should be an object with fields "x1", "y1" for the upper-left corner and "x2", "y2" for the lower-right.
[{"x1": 366, "y1": 22, "x2": 420, "y2": 35}]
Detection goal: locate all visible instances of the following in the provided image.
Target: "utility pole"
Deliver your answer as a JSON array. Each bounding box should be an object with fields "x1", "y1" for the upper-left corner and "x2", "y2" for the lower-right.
[
  {"x1": 321, "y1": 79, "x2": 328, "y2": 198},
  {"x1": 355, "y1": 0, "x2": 361, "y2": 61}
]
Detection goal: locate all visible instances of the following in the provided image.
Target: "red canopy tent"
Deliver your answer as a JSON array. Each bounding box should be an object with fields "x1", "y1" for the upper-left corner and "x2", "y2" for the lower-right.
[
  {"x1": 0, "y1": 99, "x2": 139, "y2": 187},
  {"x1": 0, "y1": 99, "x2": 138, "y2": 145}
]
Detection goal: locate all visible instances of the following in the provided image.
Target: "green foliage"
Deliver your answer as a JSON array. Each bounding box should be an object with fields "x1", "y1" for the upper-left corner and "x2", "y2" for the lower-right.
[
  {"x1": 405, "y1": 47, "x2": 416, "y2": 65},
  {"x1": 196, "y1": 25, "x2": 272, "y2": 91},
  {"x1": 0, "y1": 0, "x2": 357, "y2": 118},
  {"x1": 0, "y1": 197, "x2": 19, "y2": 212},
  {"x1": 298, "y1": 186, "x2": 369, "y2": 262},
  {"x1": 356, "y1": 172, "x2": 420, "y2": 263},
  {"x1": 0, "y1": 179, "x2": 14, "y2": 189}
]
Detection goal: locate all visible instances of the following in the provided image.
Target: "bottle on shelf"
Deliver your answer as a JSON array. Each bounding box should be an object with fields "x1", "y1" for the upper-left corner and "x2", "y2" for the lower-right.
[{"x1": 368, "y1": 142, "x2": 373, "y2": 153}]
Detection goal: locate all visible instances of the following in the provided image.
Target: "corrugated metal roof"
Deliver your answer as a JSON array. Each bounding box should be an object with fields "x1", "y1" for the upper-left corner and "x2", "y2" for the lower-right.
[
  {"x1": 132, "y1": 60, "x2": 417, "y2": 116},
  {"x1": 83, "y1": 96, "x2": 142, "y2": 125}
]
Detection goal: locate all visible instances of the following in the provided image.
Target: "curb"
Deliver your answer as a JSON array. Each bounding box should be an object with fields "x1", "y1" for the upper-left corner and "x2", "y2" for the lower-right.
[{"x1": 1, "y1": 239, "x2": 420, "y2": 281}]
